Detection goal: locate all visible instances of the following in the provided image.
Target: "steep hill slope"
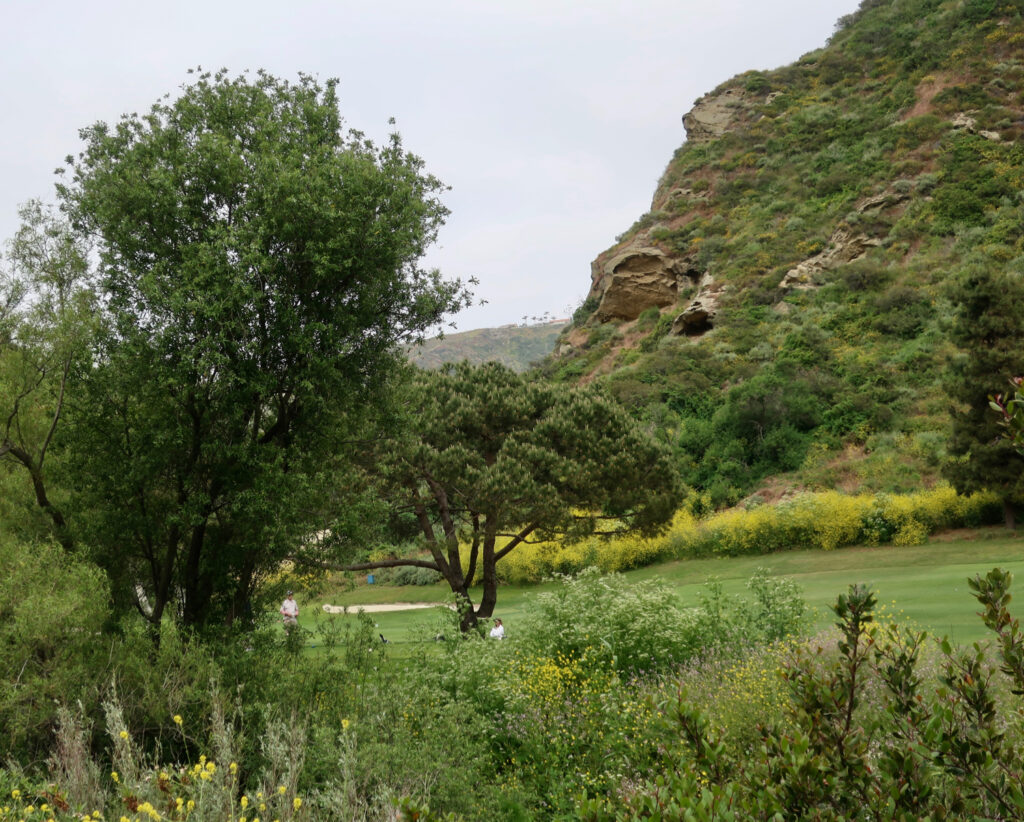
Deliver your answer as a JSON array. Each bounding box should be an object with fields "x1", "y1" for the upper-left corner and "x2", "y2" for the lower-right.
[
  {"x1": 409, "y1": 320, "x2": 568, "y2": 372},
  {"x1": 544, "y1": 0, "x2": 1024, "y2": 507}
]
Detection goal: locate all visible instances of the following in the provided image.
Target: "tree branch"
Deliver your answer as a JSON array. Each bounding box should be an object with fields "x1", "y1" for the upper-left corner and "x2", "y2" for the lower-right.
[
  {"x1": 311, "y1": 557, "x2": 441, "y2": 573},
  {"x1": 494, "y1": 522, "x2": 539, "y2": 563}
]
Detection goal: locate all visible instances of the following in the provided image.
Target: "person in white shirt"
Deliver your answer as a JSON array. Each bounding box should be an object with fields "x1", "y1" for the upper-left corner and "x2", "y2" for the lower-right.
[
  {"x1": 280, "y1": 591, "x2": 299, "y2": 629},
  {"x1": 489, "y1": 618, "x2": 505, "y2": 639}
]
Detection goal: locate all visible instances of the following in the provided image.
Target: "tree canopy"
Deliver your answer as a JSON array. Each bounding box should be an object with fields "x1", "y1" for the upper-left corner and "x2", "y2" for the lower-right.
[
  {"x1": 943, "y1": 263, "x2": 1024, "y2": 527},
  {"x1": 0, "y1": 201, "x2": 95, "y2": 549},
  {"x1": 333, "y1": 362, "x2": 684, "y2": 629},
  {"x1": 55, "y1": 69, "x2": 470, "y2": 629}
]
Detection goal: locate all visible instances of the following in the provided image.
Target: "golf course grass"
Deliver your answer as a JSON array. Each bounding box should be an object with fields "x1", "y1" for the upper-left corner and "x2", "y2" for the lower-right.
[{"x1": 290, "y1": 526, "x2": 1024, "y2": 649}]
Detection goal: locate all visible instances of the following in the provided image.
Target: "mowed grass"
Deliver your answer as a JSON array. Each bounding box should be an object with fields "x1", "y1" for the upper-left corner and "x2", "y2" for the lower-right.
[{"x1": 290, "y1": 527, "x2": 1024, "y2": 649}]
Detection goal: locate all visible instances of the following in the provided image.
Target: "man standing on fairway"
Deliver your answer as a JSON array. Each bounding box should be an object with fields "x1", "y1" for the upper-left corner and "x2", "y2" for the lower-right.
[{"x1": 280, "y1": 590, "x2": 299, "y2": 630}]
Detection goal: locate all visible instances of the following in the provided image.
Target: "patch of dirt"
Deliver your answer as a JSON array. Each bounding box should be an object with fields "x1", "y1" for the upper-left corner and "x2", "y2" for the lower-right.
[
  {"x1": 322, "y1": 602, "x2": 450, "y2": 614},
  {"x1": 902, "y1": 72, "x2": 954, "y2": 120}
]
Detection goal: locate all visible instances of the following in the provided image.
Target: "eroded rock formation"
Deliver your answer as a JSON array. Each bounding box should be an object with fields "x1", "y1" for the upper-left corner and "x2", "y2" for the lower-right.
[
  {"x1": 671, "y1": 274, "x2": 725, "y2": 337},
  {"x1": 591, "y1": 247, "x2": 699, "y2": 321},
  {"x1": 779, "y1": 228, "x2": 882, "y2": 290},
  {"x1": 682, "y1": 88, "x2": 750, "y2": 144}
]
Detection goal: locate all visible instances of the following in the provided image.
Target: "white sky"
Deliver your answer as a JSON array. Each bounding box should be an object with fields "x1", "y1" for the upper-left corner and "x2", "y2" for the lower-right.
[{"x1": 2, "y1": 0, "x2": 858, "y2": 332}]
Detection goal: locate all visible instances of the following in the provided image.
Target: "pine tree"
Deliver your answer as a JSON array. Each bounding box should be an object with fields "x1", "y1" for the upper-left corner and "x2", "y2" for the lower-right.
[{"x1": 944, "y1": 263, "x2": 1024, "y2": 527}]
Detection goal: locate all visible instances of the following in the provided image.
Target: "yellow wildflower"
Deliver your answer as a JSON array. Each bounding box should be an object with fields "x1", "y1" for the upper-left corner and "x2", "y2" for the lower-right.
[
  {"x1": 293, "y1": 797, "x2": 302, "y2": 811},
  {"x1": 240, "y1": 796, "x2": 249, "y2": 809},
  {"x1": 119, "y1": 731, "x2": 129, "y2": 740},
  {"x1": 111, "y1": 772, "x2": 119, "y2": 783},
  {"x1": 173, "y1": 715, "x2": 183, "y2": 725}
]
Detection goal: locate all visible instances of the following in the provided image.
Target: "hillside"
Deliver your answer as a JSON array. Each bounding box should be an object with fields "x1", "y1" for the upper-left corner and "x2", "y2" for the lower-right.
[
  {"x1": 409, "y1": 320, "x2": 568, "y2": 372},
  {"x1": 542, "y1": 0, "x2": 1024, "y2": 508}
]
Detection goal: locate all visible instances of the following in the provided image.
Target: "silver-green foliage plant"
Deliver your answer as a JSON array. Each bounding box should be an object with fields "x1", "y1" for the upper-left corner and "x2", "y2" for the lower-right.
[{"x1": 517, "y1": 567, "x2": 806, "y2": 675}]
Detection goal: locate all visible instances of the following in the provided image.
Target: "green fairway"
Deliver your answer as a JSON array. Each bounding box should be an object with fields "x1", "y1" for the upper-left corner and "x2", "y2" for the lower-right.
[{"x1": 290, "y1": 528, "x2": 1024, "y2": 648}]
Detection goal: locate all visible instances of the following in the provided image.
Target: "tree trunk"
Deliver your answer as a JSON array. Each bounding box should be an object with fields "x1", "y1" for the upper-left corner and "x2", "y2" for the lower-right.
[
  {"x1": 474, "y1": 525, "x2": 499, "y2": 625},
  {"x1": 1005, "y1": 499, "x2": 1017, "y2": 530},
  {"x1": 4, "y1": 442, "x2": 73, "y2": 551}
]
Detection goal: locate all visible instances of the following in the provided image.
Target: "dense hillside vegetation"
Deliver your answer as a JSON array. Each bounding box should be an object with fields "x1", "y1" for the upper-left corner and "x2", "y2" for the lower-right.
[{"x1": 545, "y1": 0, "x2": 1024, "y2": 509}]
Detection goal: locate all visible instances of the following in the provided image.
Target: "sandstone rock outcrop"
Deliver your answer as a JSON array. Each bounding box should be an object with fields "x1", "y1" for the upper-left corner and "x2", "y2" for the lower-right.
[
  {"x1": 591, "y1": 247, "x2": 698, "y2": 321},
  {"x1": 671, "y1": 274, "x2": 725, "y2": 337},
  {"x1": 682, "y1": 88, "x2": 749, "y2": 144},
  {"x1": 779, "y1": 189, "x2": 910, "y2": 290},
  {"x1": 779, "y1": 228, "x2": 881, "y2": 290}
]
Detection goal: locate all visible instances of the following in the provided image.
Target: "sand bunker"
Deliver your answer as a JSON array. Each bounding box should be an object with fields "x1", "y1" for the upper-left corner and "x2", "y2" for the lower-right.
[{"x1": 322, "y1": 602, "x2": 450, "y2": 614}]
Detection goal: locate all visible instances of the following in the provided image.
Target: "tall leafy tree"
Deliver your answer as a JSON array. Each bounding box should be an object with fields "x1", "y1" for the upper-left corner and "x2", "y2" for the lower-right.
[
  {"x1": 0, "y1": 201, "x2": 95, "y2": 549},
  {"x1": 57, "y1": 69, "x2": 470, "y2": 629},
  {"x1": 944, "y1": 263, "x2": 1024, "y2": 527},
  {"x1": 327, "y1": 362, "x2": 684, "y2": 630}
]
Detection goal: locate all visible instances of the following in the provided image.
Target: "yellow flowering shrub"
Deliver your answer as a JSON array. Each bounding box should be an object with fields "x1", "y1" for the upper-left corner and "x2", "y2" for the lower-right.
[{"x1": 490, "y1": 486, "x2": 1002, "y2": 578}]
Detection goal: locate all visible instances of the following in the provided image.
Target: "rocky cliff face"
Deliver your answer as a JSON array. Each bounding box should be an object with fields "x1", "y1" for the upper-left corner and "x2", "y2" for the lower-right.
[
  {"x1": 581, "y1": 86, "x2": 765, "y2": 336},
  {"x1": 563, "y1": 3, "x2": 1024, "y2": 359},
  {"x1": 541, "y1": 0, "x2": 1024, "y2": 503}
]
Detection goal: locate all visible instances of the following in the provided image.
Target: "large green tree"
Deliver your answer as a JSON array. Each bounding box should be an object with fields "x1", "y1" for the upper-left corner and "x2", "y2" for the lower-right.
[
  {"x1": 328, "y1": 362, "x2": 684, "y2": 630},
  {"x1": 0, "y1": 201, "x2": 95, "y2": 549},
  {"x1": 944, "y1": 263, "x2": 1024, "y2": 527},
  {"x1": 57, "y1": 69, "x2": 470, "y2": 630}
]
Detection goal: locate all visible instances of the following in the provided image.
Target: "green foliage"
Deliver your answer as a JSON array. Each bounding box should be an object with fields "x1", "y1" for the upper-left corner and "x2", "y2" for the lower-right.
[
  {"x1": 991, "y1": 376, "x2": 1024, "y2": 457},
  {"x1": 0, "y1": 536, "x2": 108, "y2": 760},
  {"x1": 354, "y1": 362, "x2": 684, "y2": 628},
  {"x1": 516, "y1": 568, "x2": 701, "y2": 674},
  {"x1": 516, "y1": 567, "x2": 806, "y2": 675},
  {"x1": 581, "y1": 570, "x2": 1024, "y2": 820},
  {"x1": 0, "y1": 201, "x2": 95, "y2": 550},
  {"x1": 389, "y1": 565, "x2": 445, "y2": 586},
  {"x1": 943, "y1": 263, "x2": 1024, "y2": 522},
  {"x1": 55, "y1": 69, "x2": 470, "y2": 629}
]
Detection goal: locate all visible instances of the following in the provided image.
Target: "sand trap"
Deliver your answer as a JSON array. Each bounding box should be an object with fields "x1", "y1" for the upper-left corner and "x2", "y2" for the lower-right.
[{"x1": 322, "y1": 602, "x2": 450, "y2": 614}]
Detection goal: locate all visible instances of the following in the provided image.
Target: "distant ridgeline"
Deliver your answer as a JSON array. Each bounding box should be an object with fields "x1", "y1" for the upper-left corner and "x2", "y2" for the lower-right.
[
  {"x1": 408, "y1": 320, "x2": 569, "y2": 372},
  {"x1": 538, "y1": 0, "x2": 1024, "y2": 507}
]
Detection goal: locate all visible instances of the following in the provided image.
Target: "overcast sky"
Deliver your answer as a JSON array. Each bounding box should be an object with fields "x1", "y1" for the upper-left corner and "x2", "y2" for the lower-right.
[{"x1": 2, "y1": 0, "x2": 858, "y2": 332}]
